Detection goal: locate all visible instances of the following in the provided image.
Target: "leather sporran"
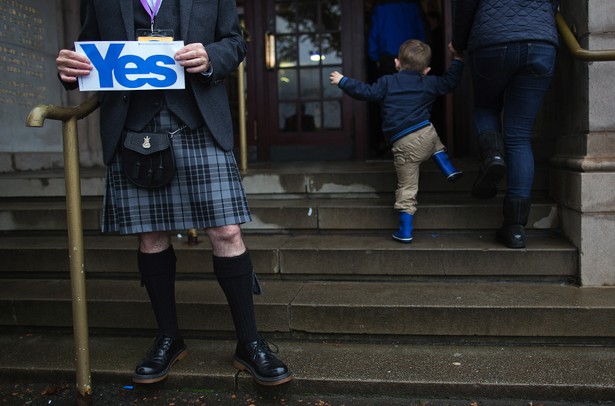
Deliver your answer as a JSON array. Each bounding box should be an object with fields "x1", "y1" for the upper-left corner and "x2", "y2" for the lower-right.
[{"x1": 121, "y1": 131, "x2": 175, "y2": 189}]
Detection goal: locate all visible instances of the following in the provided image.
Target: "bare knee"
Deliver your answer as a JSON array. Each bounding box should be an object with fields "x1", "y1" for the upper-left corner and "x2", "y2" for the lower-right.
[
  {"x1": 206, "y1": 225, "x2": 245, "y2": 257},
  {"x1": 139, "y1": 232, "x2": 171, "y2": 253}
]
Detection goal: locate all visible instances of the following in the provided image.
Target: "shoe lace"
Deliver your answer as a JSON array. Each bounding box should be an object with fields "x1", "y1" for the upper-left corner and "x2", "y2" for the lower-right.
[
  {"x1": 256, "y1": 339, "x2": 279, "y2": 355},
  {"x1": 150, "y1": 335, "x2": 173, "y2": 359}
]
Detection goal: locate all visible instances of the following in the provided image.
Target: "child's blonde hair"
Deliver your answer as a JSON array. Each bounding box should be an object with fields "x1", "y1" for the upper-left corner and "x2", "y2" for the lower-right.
[{"x1": 398, "y1": 39, "x2": 431, "y2": 72}]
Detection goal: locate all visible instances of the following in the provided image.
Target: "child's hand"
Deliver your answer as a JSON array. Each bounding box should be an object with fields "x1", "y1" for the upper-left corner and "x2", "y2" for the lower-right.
[
  {"x1": 452, "y1": 51, "x2": 464, "y2": 61},
  {"x1": 448, "y1": 42, "x2": 464, "y2": 61},
  {"x1": 329, "y1": 71, "x2": 343, "y2": 86}
]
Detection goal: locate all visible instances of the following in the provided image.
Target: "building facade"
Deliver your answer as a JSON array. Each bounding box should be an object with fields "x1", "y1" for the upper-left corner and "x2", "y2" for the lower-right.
[{"x1": 0, "y1": 0, "x2": 613, "y2": 286}]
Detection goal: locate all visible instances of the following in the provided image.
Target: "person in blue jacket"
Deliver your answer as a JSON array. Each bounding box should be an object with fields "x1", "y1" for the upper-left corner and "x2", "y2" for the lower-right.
[
  {"x1": 451, "y1": 0, "x2": 559, "y2": 248},
  {"x1": 366, "y1": 0, "x2": 430, "y2": 155},
  {"x1": 330, "y1": 39, "x2": 464, "y2": 243},
  {"x1": 368, "y1": 0, "x2": 428, "y2": 76}
]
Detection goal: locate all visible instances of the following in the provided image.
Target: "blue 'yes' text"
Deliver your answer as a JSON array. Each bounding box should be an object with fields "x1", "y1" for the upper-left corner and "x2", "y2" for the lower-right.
[{"x1": 80, "y1": 43, "x2": 178, "y2": 89}]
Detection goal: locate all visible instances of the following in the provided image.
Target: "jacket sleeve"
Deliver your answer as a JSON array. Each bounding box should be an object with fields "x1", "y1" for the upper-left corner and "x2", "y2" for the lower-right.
[
  {"x1": 451, "y1": 0, "x2": 480, "y2": 52},
  {"x1": 432, "y1": 59, "x2": 464, "y2": 95},
  {"x1": 338, "y1": 76, "x2": 387, "y2": 103},
  {"x1": 201, "y1": 0, "x2": 247, "y2": 84},
  {"x1": 59, "y1": 0, "x2": 99, "y2": 91}
]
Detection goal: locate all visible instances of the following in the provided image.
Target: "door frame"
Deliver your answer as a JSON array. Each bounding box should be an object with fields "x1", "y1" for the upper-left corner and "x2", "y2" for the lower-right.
[{"x1": 244, "y1": 0, "x2": 368, "y2": 161}]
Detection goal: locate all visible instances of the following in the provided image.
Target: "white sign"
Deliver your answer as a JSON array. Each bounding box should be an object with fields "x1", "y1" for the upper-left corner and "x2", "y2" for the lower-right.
[{"x1": 75, "y1": 41, "x2": 185, "y2": 91}]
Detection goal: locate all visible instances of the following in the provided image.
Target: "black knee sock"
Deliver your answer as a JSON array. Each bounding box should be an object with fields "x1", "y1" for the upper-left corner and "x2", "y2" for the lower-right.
[
  {"x1": 138, "y1": 245, "x2": 180, "y2": 339},
  {"x1": 213, "y1": 250, "x2": 259, "y2": 344}
]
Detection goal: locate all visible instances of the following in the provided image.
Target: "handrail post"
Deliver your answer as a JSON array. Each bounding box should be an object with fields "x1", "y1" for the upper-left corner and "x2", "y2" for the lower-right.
[
  {"x1": 62, "y1": 116, "x2": 92, "y2": 405},
  {"x1": 27, "y1": 95, "x2": 99, "y2": 405},
  {"x1": 238, "y1": 59, "x2": 248, "y2": 173}
]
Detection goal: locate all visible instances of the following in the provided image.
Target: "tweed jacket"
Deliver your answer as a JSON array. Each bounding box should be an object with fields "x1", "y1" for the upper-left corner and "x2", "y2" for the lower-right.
[{"x1": 66, "y1": 0, "x2": 247, "y2": 165}]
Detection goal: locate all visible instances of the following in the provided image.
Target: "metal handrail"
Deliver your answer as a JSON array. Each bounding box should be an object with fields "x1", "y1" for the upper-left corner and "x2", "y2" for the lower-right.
[
  {"x1": 26, "y1": 93, "x2": 100, "y2": 405},
  {"x1": 238, "y1": 60, "x2": 248, "y2": 172},
  {"x1": 551, "y1": 13, "x2": 615, "y2": 172},
  {"x1": 556, "y1": 12, "x2": 615, "y2": 61},
  {"x1": 26, "y1": 94, "x2": 100, "y2": 126}
]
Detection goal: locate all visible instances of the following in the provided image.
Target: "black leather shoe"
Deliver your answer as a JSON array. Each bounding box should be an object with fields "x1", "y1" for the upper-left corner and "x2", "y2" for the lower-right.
[
  {"x1": 233, "y1": 339, "x2": 294, "y2": 386},
  {"x1": 132, "y1": 335, "x2": 187, "y2": 384}
]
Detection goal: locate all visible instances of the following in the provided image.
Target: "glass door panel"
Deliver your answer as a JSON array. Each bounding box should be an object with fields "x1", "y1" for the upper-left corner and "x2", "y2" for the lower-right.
[{"x1": 274, "y1": 0, "x2": 343, "y2": 137}]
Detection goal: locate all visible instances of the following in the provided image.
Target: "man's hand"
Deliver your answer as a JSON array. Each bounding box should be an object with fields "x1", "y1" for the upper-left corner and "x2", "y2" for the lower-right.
[
  {"x1": 56, "y1": 49, "x2": 93, "y2": 83},
  {"x1": 175, "y1": 43, "x2": 211, "y2": 74}
]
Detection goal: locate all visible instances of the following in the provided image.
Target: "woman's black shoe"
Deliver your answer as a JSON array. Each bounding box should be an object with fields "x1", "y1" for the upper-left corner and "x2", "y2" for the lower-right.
[
  {"x1": 473, "y1": 131, "x2": 507, "y2": 199},
  {"x1": 496, "y1": 197, "x2": 531, "y2": 248},
  {"x1": 233, "y1": 339, "x2": 294, "y2": 386},
  {"x1": 133, "y1": 335, "x2": 187, "y2": 384},
  {"x1": 496, "y1": 224, "x2": 526, "y2": 249},
  {"x1": 471, "y1": 158, "x2": 506, "y2": 199}
]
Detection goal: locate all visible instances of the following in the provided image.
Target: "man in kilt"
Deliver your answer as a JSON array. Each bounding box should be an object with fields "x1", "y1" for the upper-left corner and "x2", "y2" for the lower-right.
[{"x1": 55, "y1": 0, "x2": 293, "y2": 386}]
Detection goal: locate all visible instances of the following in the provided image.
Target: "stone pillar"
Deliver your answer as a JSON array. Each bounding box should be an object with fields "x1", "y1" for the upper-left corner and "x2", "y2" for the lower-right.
[{"x1": 550, "y1": 0, "x2": 615, "y2": 286}]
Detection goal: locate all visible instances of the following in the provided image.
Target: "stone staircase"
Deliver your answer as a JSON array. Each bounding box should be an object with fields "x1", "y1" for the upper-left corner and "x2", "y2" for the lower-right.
[{"x1": 0, "y1": 159, "x2": 614, "y2": 402}]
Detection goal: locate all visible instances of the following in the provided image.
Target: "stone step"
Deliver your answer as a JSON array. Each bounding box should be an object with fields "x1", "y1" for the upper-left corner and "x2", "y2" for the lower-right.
[
  {"x1": 0, "y1": 160, "x2": 549, "y2": 198},
  {"x1": 0, "y1": 233, "x2": 577, "y2": 279},
  {"x1": 2, "y1": 280, "x2": 611, "y2": 338},
  {"x1": 0, "y1": 195, "x2": 558, "y2": 232},
  {"x1": 0, "y1": 332, "x2": 613, "y2": 402}
]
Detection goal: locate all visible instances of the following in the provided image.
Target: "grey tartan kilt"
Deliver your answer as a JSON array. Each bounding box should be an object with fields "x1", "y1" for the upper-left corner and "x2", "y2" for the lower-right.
[{"x1": 102, "y1": 109, "x2": 251, "y2": 235}]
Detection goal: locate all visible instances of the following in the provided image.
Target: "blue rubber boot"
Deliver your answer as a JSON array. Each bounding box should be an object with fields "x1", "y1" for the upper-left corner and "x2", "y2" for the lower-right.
[
  {"x1": 392, "y1": 212, "x2": 413, "y2": 243},
  {"x1": 432, "y1": 150, "x2": 462, "y2": 182}
]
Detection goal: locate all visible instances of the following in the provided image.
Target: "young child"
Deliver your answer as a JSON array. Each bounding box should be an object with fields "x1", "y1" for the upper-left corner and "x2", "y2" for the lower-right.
[{"x1": 330, "y1": 39, "x2": 464, "y2": 243}]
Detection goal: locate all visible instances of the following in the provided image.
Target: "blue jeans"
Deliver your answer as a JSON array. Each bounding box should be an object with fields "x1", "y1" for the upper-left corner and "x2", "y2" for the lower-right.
[{"x1": 470, "y1": 41, "x2": 557, "y2": 199}]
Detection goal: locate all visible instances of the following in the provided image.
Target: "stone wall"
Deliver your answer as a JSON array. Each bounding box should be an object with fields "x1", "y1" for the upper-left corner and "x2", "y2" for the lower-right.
[
  {"x1": 0, "y1": 0, "x2": 101, "y2": 172},
  {"x1": 551, "y1": 0, "x2": 615, "y2": 286}
]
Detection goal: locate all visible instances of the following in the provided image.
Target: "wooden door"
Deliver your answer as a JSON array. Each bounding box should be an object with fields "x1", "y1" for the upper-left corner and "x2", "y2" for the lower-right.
[{"x1": 245, "y1": 0, "x2": 367, "y2": 161}]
